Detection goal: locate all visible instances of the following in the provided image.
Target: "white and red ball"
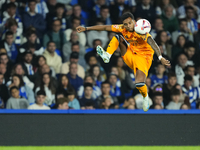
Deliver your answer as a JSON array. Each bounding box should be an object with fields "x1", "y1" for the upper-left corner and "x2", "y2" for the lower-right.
[{"x1": 134, "y1": 19, "x2": 151, "y2": 35}]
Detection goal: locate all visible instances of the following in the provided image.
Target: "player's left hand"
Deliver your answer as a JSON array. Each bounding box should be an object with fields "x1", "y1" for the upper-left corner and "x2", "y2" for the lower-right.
[{"x1": 160, "y1": 57, "x2": 170, "y2": 67}]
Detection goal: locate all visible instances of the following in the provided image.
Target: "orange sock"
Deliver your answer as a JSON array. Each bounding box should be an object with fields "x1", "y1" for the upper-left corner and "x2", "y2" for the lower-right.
[
  {"x1": 106, "y1": 36, "x2": 119, "y2": 55},
  {"x1": 136, "y1": 84, "x2": 148, "y2": 98}
]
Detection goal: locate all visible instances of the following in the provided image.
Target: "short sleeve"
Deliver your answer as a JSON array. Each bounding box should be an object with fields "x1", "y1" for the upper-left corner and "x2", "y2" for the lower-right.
[{"x1": 111, "y1": 24, "x2": 123, "y2": 32}]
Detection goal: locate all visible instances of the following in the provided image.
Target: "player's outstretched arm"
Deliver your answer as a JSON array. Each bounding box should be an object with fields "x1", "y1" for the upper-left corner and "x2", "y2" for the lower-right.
[
  {"x1": 76, "y1": 25, "x2": 112, "y2": 33},
  {"x1": 147, "y1": 36, "x2": 171, "y2": 67}
]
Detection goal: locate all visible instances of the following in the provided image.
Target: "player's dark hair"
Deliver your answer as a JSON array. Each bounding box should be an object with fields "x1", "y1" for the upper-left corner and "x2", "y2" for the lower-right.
[{"x1": 121, "y1": 12, "x2": 134, "y2": 21}]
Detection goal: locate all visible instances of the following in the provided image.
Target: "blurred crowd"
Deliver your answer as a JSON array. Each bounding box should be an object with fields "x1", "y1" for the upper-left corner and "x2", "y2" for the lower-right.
[{"x1": 0, "y1": 0, "x2": 200, "y2": 110}]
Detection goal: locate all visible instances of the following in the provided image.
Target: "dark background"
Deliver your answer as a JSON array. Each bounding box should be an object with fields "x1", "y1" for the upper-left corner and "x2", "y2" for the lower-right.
[{"x1": 0, "y1": 113, "x2": 200, "y2": 146}]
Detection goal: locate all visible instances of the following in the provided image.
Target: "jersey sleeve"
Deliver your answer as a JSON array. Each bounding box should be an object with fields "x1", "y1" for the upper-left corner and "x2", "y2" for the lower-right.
[
  {"x1": 111, "y1": 24, "x2": 123, "y2": 32},
  {"x1": 138, "y1": 33, "x2": 152, "y2": 42}
]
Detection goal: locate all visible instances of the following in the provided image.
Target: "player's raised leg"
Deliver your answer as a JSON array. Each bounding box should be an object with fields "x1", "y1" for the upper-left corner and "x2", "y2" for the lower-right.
[
  {"x1": 96, "y1": 34, "x2": 120, "y2": 63},
  {"x1": 135, "y1": 70, "x2": 149, "y2": 112}
]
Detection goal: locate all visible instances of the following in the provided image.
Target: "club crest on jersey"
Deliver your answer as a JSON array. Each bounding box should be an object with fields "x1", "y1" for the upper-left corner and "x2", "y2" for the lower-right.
[
  {"x1": 113, "y1": 25, "x2": 118, "y2": 29},
  {"x1": 125, "y1": 35, "x2": 128, "y2": 38}
]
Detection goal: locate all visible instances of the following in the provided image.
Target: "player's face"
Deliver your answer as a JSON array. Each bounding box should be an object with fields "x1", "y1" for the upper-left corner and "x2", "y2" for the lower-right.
[{"x1": 123, "y1": 17, "x2": 135, "y2": 32}]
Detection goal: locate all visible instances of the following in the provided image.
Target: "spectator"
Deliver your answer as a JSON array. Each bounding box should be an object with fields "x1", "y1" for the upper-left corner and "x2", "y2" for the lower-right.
[
  {"x1": 56, "y1": 98, "x2": 69, "y2": 110},
  {"x1": 8, "y1": 74, "x2": 35, "y2": 104},
  {"x1": 88, "y1": 64, "x2": 106, "y2": 88},
  {"x1": 155, "y1": 30, "x2": 172, "y2": 58},
  {"x1": 153, "y1": 104, "x2": 163, "y2": 109},
  {"x1": 171, "y1": 35, "x2": 186, "y2": 59},
  {"x1": 34, "y1": 55, "x2": 56, "y2": 77},
  {"x1": 89, "y1": 0, "x2": 106, "y2": 20},
  {"x1": 185, "y1": 6, "x2": 198, "y2": 34},
  {"x1": 66, "y1": 62, "x2": 83, "y2": 92},
  {"x1": 96, "y1": 81, "x2": 119, "y2": 108},
  {"x1": 35, "y1": 73, "x2": 56, "y2": 106},
  {"x1": 66, "y1": 88, "x2": 80, "y2": 110},
  {"x1": 89, "y1": 5, "x2": 112, "y2": 26},
  {"x1": 25, "y1": 0, "x2": 49, "y2": 18},
  {"x1": 174, "y1": 84, "x2": 188, "y2": 104},
  {"x1": 0, "y1": 31, "x2": 18, "y2": 62},
  {"x1": 19, "y1": 31, "x2": 44, "y2": 55},
  {"x1": 185, "y1": 65, "x2": 199, "y2": 87},
  {"x1": 150, "y1": 17, "x2": 171, "y2": 39},
  {"x1": 108, "y1": 73, "x2": 125, "y2": 104},
  {"x1": 151, "y1": 92, "x2": 164, "y2": 109},
  {"x1": 177, "y1": 0, "x2": 200, "y2": 23},
  {"x1": 57, "y1": 74, "x2": 73, "y2": 93},
  {"x1": 134, "y1": 0, "x2": 156, "y2": 24},
  {"x1": 43, "y1": 41, "x2": 62, "y2": 74},
  {"x1": 0, "y1": 64, "x2": 9, "y2": 83},
  {"x1": 175, "y1": 53, "x2": 188, "y2": 86},
  {"x1": 0, "y1": 53, "x2": 13, "y2": 77},
  {"x1": 184, "y1": 42, "x2": 197, "y2": 66},
  {"x1": 46, "y1": 0, "x2": 57, "y2": 15},
  {"x1": 155, "y1": 0, "x2": 177, "y2": 16},
  {"x1": 6, "y1": 86, "x2": 29, "y2": 109},
  {"x1": 46, "y1": 3, "x2": 66, "y2": 30},
  {"x1": 121, "y1": 96, "x2": 136, "y2": 109},
  {"x1": 180, "y1": 103, "x2": 190, "y2": 109},
  {"x1": 87, "y1": 20, "x2": 109, "y2": 48},
  {"x1": 21, "y1": 51, "x2": 36, "y2": 82},
  {"x1": 28, "y1": 90, "x2": 50, "y2": 110},
  {"x1": 166, "y1": 89, "x2": 182, "y2": 110},
  {"x1": 62, "y1": 31, "x2": 85, "y2": 62},
  {"x1": 109, "y1": 0, "x2": 130, "y2": 23},
  {"x1": 61, "y1": 52, "x2": 85, "y2": 79},
  {"x1": 22, "y1": 0, "x2": 46, "y2": 38},
  {"x1": 162, "y1": 72, "x2": 177, "y2": 106},
  {"x1": 1, "y1": 18, "x2": 23, "y2": 45},
  {"x1": 65, "y1": 17, "x2": 86, "y2": 46},
  {"x1": 10, "y1": 63, "x2": 34, "y2": 90},
  {"x1": 85, "y1": 100, "x2": 95, "y2": 110},
  {"x1": 72, "y1": 4, "x2": 88, "y2": 27},
  {"x1": 100, "y1": 97, "x2": 113, "y2": 109},
  {"x1": 150, "y1": 63, "x2": 168, "y2": 87},
  {"x1": 43, "y1": 19, "x2": 66, "y2": 50},
  {"x1": 79, "y1": 83, "x2": 96, "y2": 109},
  {"x1": 181, "y1": 74, "x2": 197, "y2": 109},
  {"x1": 78, "y1": 75, "x2": 102, "y2": 100},
  {"x1": 0, "y1": 73, "x2": 10, "y2": 105},
  {"x1": 160, "y1": 4, "x2": 179, "y2": 33},
  {"x1": 171, "y1": 19, "x2": 194, "y2": 44},
  {"x1": 0, "y1": 2, "x2": 23, "y2": 34}
]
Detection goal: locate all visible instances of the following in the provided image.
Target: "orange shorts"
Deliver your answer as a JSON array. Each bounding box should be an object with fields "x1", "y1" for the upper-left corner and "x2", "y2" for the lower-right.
[{"x1": 122, "y1": 47, "x2": 153, "y2": 77}]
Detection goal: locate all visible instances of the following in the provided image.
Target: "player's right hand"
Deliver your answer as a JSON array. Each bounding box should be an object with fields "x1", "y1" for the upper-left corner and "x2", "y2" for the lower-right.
[
  {"x1": 76, "y1": 26, "x2": 85, "y2": 33},
  {"x1": 160, "y1": 57, "x2": 171, "y2": 67}
]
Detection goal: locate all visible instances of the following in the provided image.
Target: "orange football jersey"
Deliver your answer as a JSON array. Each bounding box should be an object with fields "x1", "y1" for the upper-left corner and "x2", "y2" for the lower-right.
[{"x1": 111, "y1": 24, "x2": 154, "y2": 58}]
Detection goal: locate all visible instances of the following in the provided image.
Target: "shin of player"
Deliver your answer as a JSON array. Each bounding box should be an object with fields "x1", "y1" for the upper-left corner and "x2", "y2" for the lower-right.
[{"x1": 135, "y1": 82, "x2": 149, "y2": 112}]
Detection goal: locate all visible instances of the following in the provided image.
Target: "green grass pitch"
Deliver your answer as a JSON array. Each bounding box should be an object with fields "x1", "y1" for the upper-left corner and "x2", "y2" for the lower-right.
[{"x1": 0, "y1": 146, "x2": 200, "y2": 150}]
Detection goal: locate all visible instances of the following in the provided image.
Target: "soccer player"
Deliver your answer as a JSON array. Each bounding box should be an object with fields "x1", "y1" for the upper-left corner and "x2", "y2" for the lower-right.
[{"x1": 76, "y1": 12, "x2": 170, "y2": 111}]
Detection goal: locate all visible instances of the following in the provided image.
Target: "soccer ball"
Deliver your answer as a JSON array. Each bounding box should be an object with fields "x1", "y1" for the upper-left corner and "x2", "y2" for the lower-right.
[{"x1": 134, "y1": 19, "x2": 151, "y2": 35}]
